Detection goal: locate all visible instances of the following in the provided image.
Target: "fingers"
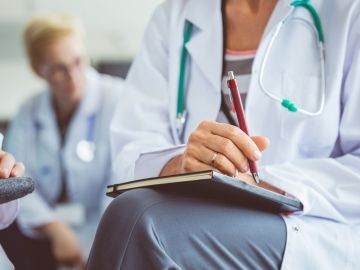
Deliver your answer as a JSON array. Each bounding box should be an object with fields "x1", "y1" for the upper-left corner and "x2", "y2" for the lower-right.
[
  {"x1": 0, "y1": 151, "x2": 25, "y2": 178},
  {"x1": 199, "y1": 121, "x2": 263, "y2": 161},
  {"x1": 180, "y1": 154, "x2": 214, "y2": 173},
  {"x1": 210, "y1": 152, "x2": 238, "y2": 176},
  {"x1": 54, "y1": 240, "x2": 84, "y2": 268},
  {"x1": 183, "y1": 120, "x2": 270, "y2": 176},
  {"x1": 190, "y1": 145, "x2": 238, "y2": 176},
  {"x1": 202, "y1": 134, "x2": 249, "y2": 173},
  {"x1": 61, "y1": 255, "x2": 84, "y2": 268},
  {"x1": 10, "y1": 162, "x2": 25, "y2": 177},
  {"x1": 251, "y1": 136, "x2": 270, "y2": 152},
  {"x1": 185, "y1": 137, "x2": 239, "y2": 176},
  {"x1": 0, "y1": 151, "x2": 16, "y2": 178}
]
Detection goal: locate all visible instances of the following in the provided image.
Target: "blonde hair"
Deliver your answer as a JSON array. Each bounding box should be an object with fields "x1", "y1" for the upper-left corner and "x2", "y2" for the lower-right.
[{"x1": 23, "y1": 13, "x2": 85, "y2": 66}]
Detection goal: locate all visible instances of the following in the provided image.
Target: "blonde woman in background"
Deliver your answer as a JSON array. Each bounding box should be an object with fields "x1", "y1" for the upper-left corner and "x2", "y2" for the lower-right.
[{"x1": 0, "y1": 14, "x2": 123, "y2": 269}]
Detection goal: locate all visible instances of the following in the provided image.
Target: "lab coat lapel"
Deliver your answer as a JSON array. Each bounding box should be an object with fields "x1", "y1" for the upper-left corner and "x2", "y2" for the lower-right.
[
  {"x1": 262, "y1": 0, "x2": 292, "y2": 39},
  {"x1": 34, "y1": 91, "x2": 61, "y2": 155},
  {"x1": 246, "y1": 0, "x2": 292, "y2": 122},
  {"x1": 175, "y1": 0, "x2": 293, "y2": 142},
  {"x1": 184, "y1": 0, "x2": 223, "y2": 93},
  {"x1": 184, "y1": 0, "x2": 291, "y2": 93},
  {"x1": 246, "y1": 0, "x2": 296, "y2": 164},
  {"x1": 63, "y1": 69, "x2": 101, "y2": 163}
]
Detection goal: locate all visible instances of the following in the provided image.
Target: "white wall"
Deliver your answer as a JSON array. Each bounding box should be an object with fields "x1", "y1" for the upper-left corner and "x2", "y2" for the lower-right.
[{"x1": 0, "y1": 0, "x2": 163, "y2": 120}]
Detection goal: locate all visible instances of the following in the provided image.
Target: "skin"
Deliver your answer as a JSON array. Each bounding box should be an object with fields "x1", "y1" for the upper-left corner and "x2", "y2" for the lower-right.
[
  {"x1": 0, "y1": 151, "x2": 25, "y2": 178},
  {"x1": 34, "y1": 33, "x2": 88, "y2": 127},
  {"x1": 160, "y1": 0, "x2": 283, "y2": 192},
  {"x1": 31, "y1": 33, "x2": 89, "y2": 269}
]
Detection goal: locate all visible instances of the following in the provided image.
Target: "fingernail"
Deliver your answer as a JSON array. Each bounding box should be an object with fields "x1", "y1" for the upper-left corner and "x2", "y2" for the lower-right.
[
  {"x1": 253, "y1": 150, "x2": 262, "y2": 160},
  {"x1": 0, "y1": 168, "x2": 9, "y2": 177},
  {"x1": 244, "y1": 164, "x2": 249, "y2": 172},
  {"x1": 239, "y1": 164, "x2": 249, "y2": 173}
]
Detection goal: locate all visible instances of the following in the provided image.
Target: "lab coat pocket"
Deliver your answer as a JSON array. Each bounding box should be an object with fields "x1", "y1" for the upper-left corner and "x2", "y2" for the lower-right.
[{"x1": 281, "y1": 73, "x2": 331, "y2": 156}]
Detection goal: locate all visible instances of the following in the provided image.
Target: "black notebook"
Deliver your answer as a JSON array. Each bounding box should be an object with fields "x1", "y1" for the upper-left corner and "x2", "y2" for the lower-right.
[
  {"x1": 107, "y1": 171, "x2": 303, "y2": 212},
  {"x1": 0, "y1": 177, "x2": 35, "y2": 204}
]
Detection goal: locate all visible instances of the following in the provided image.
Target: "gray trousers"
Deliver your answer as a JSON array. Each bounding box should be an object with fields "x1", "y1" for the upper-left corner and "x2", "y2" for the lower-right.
[{"x1": 87, "y1": 188, "x2": 286, "y2": 270}]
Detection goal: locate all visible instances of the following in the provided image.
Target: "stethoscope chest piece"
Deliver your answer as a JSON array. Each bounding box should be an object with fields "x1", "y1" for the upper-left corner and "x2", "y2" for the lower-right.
[
  {"x1": 176, "y1": 110, "x2": 188, "y2": 140},
  {"x1": 76, "y1": 140, "x2": 96, "y2": 162}
]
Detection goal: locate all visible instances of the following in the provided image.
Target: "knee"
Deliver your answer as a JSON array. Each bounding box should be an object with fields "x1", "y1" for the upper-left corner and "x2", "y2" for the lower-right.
[{"x1": 103, "y1": 188, "x2": 165, "y2": 223}]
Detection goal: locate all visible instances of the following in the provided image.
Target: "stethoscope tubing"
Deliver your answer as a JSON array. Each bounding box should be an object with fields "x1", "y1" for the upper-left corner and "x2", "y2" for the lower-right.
[
  {"x1": 176, "y1": 1, "x2": 326, "y2": 137},
  {"x1": 258, "y1": 6, "x2": 326, "y2": 116}
]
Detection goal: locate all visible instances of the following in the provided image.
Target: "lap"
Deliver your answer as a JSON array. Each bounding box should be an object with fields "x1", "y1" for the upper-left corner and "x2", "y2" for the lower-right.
[{"x1": 89, "y1": 187, "x2": 286, "y2": 270}]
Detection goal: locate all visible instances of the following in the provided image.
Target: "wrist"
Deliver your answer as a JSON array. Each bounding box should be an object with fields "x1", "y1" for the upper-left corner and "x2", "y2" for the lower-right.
[
  {"x1": 37, "y1": 221, "x2": 65, "y2": 239},
  {"x1": 159, "y1": 154, "x2": 184, "y2": 176}
]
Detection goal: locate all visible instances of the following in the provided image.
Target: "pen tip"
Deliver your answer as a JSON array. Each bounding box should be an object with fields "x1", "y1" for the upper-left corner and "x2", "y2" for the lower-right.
[
  {"x1": 252, "y1": 172, "x2": 260, "y2": 184},
  {"x1": 228, "y1": 71, "x2": 235, "y2": 80}
]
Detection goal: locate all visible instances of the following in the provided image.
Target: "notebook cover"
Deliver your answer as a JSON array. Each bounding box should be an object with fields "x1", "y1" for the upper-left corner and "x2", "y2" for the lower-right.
[{"x1": 107, "y1": 171, "x2": 303, "y2": 213}]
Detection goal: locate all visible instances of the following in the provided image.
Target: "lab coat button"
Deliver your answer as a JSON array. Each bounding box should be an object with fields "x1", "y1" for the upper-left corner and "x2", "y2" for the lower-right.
[{"x1": 293, "y1": 225, "x2": 300, "y2": 232}]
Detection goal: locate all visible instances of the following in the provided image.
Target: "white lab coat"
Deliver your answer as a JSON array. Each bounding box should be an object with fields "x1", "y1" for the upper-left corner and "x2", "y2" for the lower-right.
[
  {"x1": 0, "y1": 133, "x2": 17, "y2": 270},
  {"x1": 0, "y1": 200, "x2": 17, "y2": 270},
  {"x1": 0, "y1": 205, "x2": 17, "y2": 270},
  {"x1": 5, "y1": 69, "x2": 123, "y2": 256},
  {"x1": 0, "y1": 133, "x2": 18, "y2": 229},
  {"x1": 110, "y1": 0, "x2": 360, "y2": 269}
]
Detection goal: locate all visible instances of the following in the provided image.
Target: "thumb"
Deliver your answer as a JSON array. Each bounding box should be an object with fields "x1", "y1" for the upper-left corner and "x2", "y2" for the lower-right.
[{"x1": 251, "y1": 136, "x2": 270, "y2": 152}]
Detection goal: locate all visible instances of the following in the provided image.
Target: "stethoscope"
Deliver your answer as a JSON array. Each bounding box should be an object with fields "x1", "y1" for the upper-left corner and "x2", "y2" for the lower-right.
[
  {"x1": 75, "y1": 114, "x2": 97, "y2": 163},
  {"x1": 176, "y1": 0, "x2": 325, "y2": 137},
  {"x1": 34, "y1": 113, "x2": 97, "y2": 164}
]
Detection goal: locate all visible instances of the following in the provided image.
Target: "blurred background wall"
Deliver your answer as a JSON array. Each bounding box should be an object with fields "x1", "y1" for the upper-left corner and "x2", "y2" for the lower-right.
[{"x1": 0, "y1": 0, "x2": 163, "y2": 128}]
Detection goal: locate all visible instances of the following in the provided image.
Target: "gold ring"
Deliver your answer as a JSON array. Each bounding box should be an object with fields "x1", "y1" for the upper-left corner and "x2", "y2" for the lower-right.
[{"x1": 210, "y1": 152, "x2": 218, "y2": 165}]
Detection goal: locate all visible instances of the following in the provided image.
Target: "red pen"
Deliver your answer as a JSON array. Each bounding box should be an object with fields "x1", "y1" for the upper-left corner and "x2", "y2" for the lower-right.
[{"x1": 227, "y1": 71, "x2": 260, "y2": 184}]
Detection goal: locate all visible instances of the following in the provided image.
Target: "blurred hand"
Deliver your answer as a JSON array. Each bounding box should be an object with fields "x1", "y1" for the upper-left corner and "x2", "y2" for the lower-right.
[
  {"x1": 161, "y1": 120, "x2": 269, "y2": 177},
  {"x1": 40, "y1": 221, "x2": 85, "y2": 269},
  {"x1": 0, "y1": 150, "x2": 25, "y2": 178}
]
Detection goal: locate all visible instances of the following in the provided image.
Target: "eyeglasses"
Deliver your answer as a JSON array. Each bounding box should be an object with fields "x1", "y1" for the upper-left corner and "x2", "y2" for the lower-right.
[{"x1": 41, "y1": 56, "x2": 87, "y2": 81}]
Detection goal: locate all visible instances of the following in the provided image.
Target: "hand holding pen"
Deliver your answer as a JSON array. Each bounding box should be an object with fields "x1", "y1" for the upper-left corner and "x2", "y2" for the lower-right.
[{"x1": 160, "y1": 77, "x2": 269, "y2": 180}]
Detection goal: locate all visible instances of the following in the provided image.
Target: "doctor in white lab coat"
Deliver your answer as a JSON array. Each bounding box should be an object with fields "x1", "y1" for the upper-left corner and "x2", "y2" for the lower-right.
[
  {"x1": 2, "y1": 14, "x2": 123, "y2": 270},
  {"x1": 88, "y1": 0, "x2": 360, "y2": 269},
  {"x1": 0, "y1": 133, "x2": 25, "y2": 270}
]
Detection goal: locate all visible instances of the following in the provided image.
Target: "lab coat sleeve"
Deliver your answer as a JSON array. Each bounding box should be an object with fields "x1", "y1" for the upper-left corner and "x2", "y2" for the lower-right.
[
  {"x1": 260, "y1": 11, "x2": 360, "y2": 224},
  {"x1": 100, "y1": 165, "x2": 119, "y2": 212},
  {"x1": 99, "y1": 77, "x2": 126, "y2": 210},
  {"x1": 16, "y1": 192, "x2": 58, "y2": 232},
  {"x1": 110, "y1": 2, "x2": 182, "y2": 182},
  {"x1": 0, "y1": 200, "x2": 19, "y2": 229},
  {"x1": 0, "y1": 134, "x2": 19, "y2": 229},
  {"x1": 4, "y1": 103, "x2": 58, "y2": 234}
]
